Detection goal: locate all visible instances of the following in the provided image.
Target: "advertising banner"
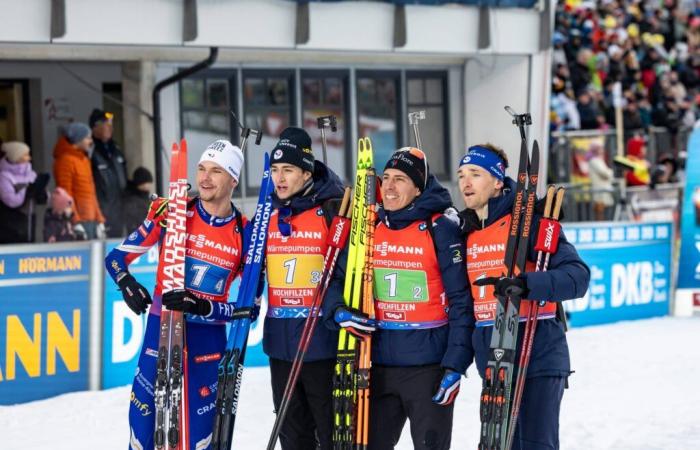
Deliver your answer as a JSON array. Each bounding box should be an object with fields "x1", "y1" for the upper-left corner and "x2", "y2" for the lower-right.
[
  {"x1": 563, "y1": 222, "x2": 673, "y2": 327},
  {"x1": 102, "y1": 240, "x2": 268, "y2": 389},
  {"x1": 677, "y1": 129, "x2": 700, "y2": 315},
  {"x1": 0, "y1": 243, "x2": 91, "y2": 404}
]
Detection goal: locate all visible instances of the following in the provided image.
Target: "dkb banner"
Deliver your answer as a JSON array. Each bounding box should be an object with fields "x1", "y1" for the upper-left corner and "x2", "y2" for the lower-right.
[{"x1": 563, "y1": 222, "x2": 672, "y2": 327}]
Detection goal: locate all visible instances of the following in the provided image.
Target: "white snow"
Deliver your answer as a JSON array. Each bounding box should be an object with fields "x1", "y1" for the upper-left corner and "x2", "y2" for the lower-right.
[{"x1": 1, "y1": 316, "x2": 699, "y2": 449}]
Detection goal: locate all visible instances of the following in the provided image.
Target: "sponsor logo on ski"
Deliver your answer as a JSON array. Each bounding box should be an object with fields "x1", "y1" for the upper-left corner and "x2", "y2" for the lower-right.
[
  {"x1": 199, "y1": 386, "x2": 212, "y2": 398},
  {"x1": 145, "y1": 348, "x2": 158, "y2": 358},
  {"x1": 494, "y1": 349, "x2": 505, "y2": 361},
  {"x1": 194, "y1": 352, "x2": 222, "y2": 364}
]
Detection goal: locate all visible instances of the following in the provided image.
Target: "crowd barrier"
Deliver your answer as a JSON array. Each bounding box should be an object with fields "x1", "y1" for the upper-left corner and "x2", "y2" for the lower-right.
[{"x1": 0, "y1": 223, "x2": 675, "y2": 404}]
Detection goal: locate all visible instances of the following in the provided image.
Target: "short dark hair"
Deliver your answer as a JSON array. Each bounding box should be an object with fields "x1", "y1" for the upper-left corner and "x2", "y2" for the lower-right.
[{"x1": 477, "y1": 143, "x2": 509, "y2": 168}]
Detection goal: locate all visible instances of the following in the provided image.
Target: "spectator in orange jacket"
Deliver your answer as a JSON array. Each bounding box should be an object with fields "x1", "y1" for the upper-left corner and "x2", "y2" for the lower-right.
[{"x1": 53, "y1": 122, "x2": 106, "y2": 239}]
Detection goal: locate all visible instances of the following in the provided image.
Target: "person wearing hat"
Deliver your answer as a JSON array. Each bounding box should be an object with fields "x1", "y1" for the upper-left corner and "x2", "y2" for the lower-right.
[
  {"x1": 53, "y1": 122, "x2": 106, "y2": 239},
  {"x1": 456, "y1": 143, "x2": 589, "y2": 450},
  {"x1": 121, "y1": 166, "x2": 154, "y2": 235},
  {"x1": 323, "y1": 147, "x2": 472, "y2": 450},
  {"x1": 104, "y1": 139, "x2": 255, "y2": 449},
  {"x1": 43, "y1": 187, "x2": 84, "y2": 242},
  {"x1": 89, "y1": 108, "x2": 128, "y2": 238},
  {"x1": 264, "y1": 126, "x2": 345, "y2": 449},
  {"x1": 0, "y1": 141, "x2": 39, "y2": 243}
]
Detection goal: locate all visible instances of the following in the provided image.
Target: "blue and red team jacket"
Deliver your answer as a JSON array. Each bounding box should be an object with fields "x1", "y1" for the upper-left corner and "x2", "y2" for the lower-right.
[
  {"x1": 104, "y1": 197, "x2": 249, "y2": 450},
  {"x1": 105, "y1": 197, "x2": 248, "y2": 322}
]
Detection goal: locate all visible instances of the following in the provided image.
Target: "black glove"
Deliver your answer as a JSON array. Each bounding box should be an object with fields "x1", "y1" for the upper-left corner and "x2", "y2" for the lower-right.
[
  {"x1": 116, "y1": 273, "x2": 152, "y2": 315},
  {"x1": 27, "y1": 173, "x2": 50, "y2": 204},
  {"x1": 474, "y1": 275, "x2": 529, "y2": 298},
  {"x1": 162, "y1": 289, "x2": 212, "y2": 316}
]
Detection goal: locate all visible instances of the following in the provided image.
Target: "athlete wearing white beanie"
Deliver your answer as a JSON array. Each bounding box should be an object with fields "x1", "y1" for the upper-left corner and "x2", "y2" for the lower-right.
[{"x1": 198, "y1": 139, "x2": 244, "y2": 181}]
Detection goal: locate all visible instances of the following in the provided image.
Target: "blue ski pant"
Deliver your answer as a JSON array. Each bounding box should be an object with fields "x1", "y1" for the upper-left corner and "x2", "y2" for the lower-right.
[
  {"x1": 510, "y1": 376, "x2": 566, "y2": 450},
  {"x1": 128, "y1": 313, "x2": 226, "y2": 450}
]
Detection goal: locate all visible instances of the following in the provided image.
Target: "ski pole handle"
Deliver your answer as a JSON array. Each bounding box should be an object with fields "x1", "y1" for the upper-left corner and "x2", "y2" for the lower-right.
[
  {"x1": 408, "y1": 110, "x2": 425, "y2": 150},
  {"x1": 317, "y1": 115, "x2": 337, "y2": 164}
]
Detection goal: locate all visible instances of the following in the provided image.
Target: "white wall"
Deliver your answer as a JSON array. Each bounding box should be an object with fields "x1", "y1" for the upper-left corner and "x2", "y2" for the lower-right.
[
  {"x1": 0, "y1": 0, "x2": 545, "y2": 56},
  {"x1": 464, "y1": 55, "x2": 530, "y2": 179}
]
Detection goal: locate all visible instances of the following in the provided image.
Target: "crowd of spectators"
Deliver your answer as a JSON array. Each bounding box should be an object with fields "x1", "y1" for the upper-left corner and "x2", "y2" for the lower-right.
[
  {"x1": 0, "y1": 108, "x2": 153, "y2": 245},
  {"x1": 551, "y1": 0, "x2": 700, "y2": 137}
]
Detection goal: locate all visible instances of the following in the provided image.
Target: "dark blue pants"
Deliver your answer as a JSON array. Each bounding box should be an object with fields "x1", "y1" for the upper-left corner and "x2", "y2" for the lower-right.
[
  {"x1": 510, "y1": 376, "x2": 566, "y2": 450},
  {"x1": 128, "y1": 313, "x2": 226, "y2": 450}
]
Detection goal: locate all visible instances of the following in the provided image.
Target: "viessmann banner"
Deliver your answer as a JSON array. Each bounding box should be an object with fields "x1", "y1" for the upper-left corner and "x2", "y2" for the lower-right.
[
  {"x1": 0, "y1": 243, "x2": 91, "y2": 404},
  {"x1": 563, "y1": 222, "x2": 673, "y2": 327}
]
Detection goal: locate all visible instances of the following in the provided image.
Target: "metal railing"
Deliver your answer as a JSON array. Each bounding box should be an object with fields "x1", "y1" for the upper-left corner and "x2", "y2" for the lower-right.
[
  {"x1": 550, "y1": 126, "x2": 690, "y2": 184},
  {"x1": 557, "y1": 180, "x2": 682, "y2": 223}
]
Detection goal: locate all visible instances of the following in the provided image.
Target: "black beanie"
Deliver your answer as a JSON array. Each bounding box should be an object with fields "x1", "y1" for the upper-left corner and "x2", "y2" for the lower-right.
[
  {"x1": 271, "y1": 127, "x2": 315, "y2": 173},
  {"x1": 132, "y1": 167, "x2": 153, "y2": 185},
  {"x1": 384, "y1": 147, "x2": 428, "y2": 191}
]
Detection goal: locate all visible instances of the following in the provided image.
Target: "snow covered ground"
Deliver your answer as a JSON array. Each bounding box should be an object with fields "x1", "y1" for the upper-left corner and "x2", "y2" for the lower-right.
[{"x1": 2, "y1": 316, "x2": 699, "y2": 449}]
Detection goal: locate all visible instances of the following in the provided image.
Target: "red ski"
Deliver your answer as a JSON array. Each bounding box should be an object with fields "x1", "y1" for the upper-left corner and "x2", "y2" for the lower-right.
[{"x1": 154, "y1": 139, "x2": 190, "y2": 450}]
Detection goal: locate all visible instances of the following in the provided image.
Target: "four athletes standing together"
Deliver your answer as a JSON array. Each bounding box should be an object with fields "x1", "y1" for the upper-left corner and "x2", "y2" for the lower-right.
[{"x1": 106, "y1": 126, "x2": 590, "y2": 450}]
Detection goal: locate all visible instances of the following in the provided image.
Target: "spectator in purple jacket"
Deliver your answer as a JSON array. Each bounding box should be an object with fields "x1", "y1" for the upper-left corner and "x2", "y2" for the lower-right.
[{"x1": 0, "y1": 141, "x2": 38, "y2": 243}]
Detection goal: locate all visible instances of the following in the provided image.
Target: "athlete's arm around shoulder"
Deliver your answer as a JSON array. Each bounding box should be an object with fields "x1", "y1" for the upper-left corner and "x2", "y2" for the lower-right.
[{"x1": 432, "y1": 214, "x2": 475, "y2": 374}]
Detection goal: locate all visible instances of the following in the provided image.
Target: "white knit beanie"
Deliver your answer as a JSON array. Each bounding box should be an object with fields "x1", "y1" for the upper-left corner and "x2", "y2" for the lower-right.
[
  {"x1": 198, "y1": 140, "x2": 244, "y2": 181},
  {"x1": 2, "y1": 141, "x2": 30, "y2": 163}
]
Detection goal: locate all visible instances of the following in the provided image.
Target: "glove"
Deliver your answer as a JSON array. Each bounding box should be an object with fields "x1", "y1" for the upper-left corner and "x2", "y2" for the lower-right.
[
  {"x1": 432, "y1": 369, "x2": 461, "y2": 406},
  {"x1": 116, "y1": 273, "x2": 152, "y2": 315},
  {"x1": 162, "y1": 289, "x2": 212, "y2": 316},
  {"x1": 73, "y1": 223, "x2": 88, "y2": 241},
  {"x1": 334, "y1": 306, "x2": 376, "y2": 337},
  {"x1": 96, "y1": 223, "x2": 106, "y2": 239},
  {"x1": 474, "y1": 275, "x2": 529, "y2": 299}
]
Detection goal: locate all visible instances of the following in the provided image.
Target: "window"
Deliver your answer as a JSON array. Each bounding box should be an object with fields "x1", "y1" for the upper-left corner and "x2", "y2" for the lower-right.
[
  {"x1": 356, "y1": 72, "x2": 400, "y2": 172},
  {"x1": 180, "y1": 72, "x2": 236, "y2": 184},
  {"x1": 242, "y1": 71, "x2": 295, "y2": 188},
  {"x1": 406, "y1": 72, "x2": 449, "y2": 177},
  {"x1": 301, "y1": 71, "x2": 350, "y2": 180}
]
